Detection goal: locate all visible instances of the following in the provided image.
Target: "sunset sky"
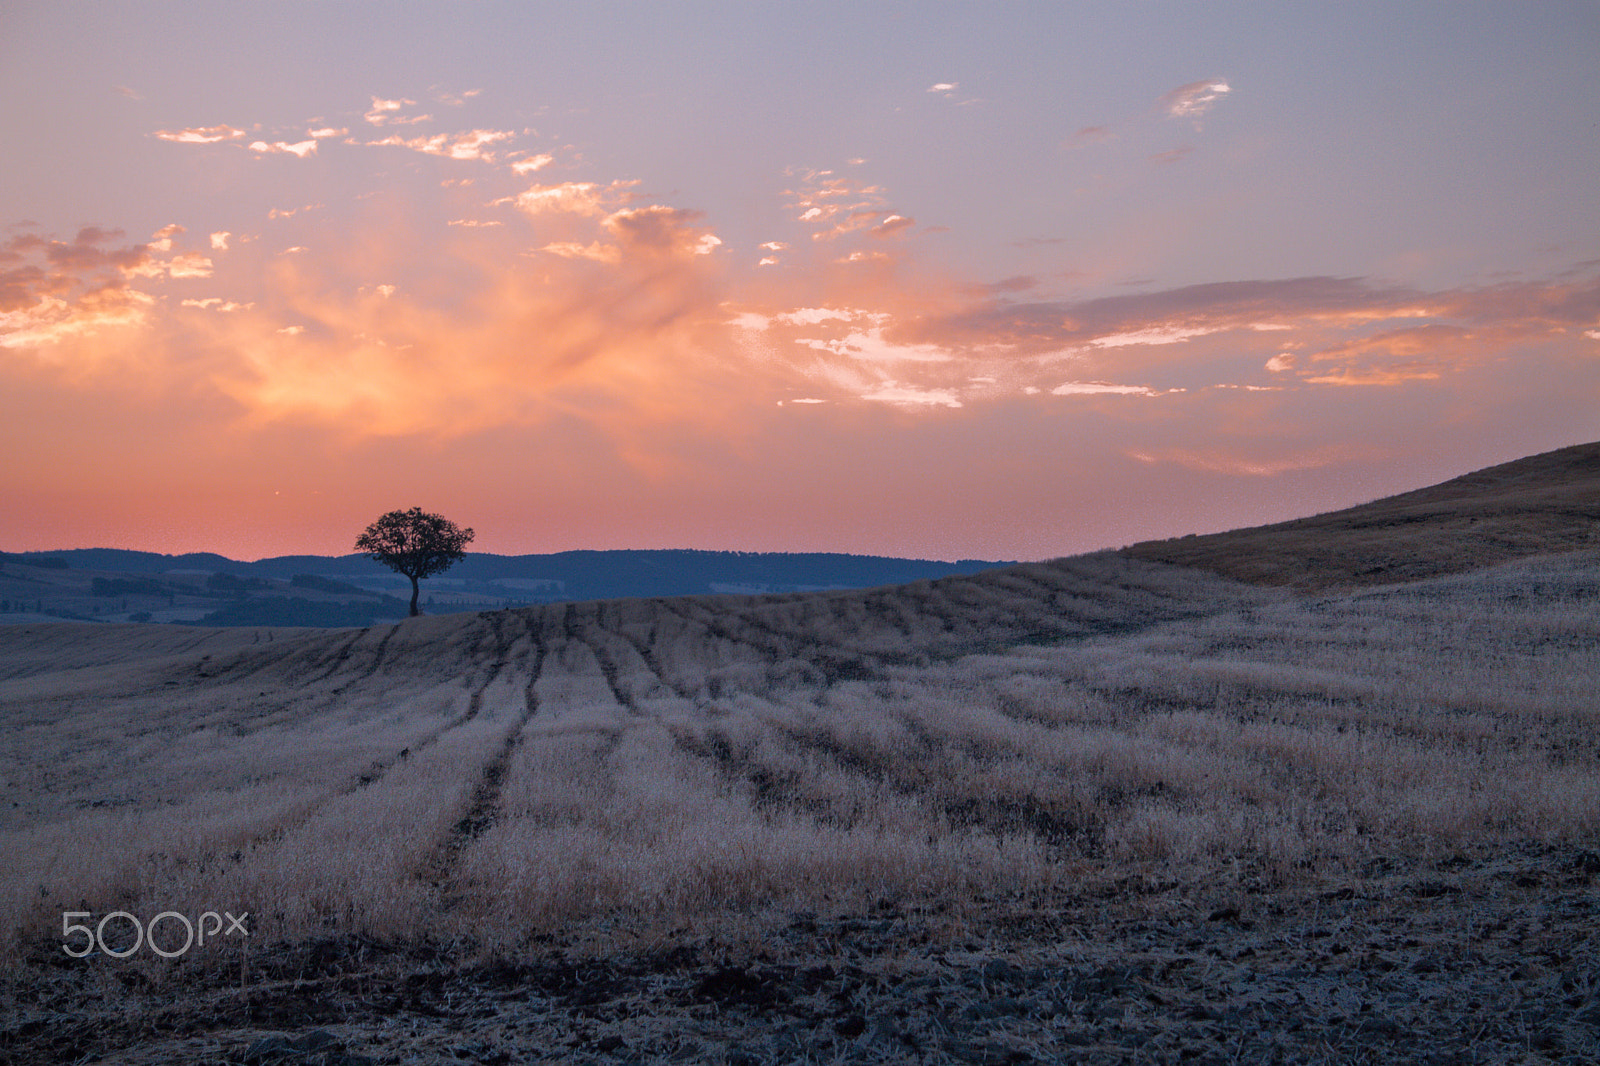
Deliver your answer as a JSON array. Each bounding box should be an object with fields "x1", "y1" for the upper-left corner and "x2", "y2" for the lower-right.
[{"x1": 3, "y1": 2, "x2": 1598, "y2": 562}]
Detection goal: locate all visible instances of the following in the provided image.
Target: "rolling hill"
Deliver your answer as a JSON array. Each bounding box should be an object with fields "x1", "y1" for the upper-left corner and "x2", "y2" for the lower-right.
[{"x1": 1122, "y1": 440, "x2": 1600, "y2": 589}]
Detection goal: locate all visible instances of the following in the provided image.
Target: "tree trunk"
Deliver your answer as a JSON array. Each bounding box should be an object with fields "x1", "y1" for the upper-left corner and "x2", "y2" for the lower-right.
[{"x1": 409, "y1": 575, "x2": 420, "y2": 616}]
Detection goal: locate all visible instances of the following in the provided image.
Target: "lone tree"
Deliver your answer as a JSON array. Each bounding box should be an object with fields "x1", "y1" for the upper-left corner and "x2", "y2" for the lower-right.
[{"x1": 355, "y1": 507, "x2": 475, "y2": 617}]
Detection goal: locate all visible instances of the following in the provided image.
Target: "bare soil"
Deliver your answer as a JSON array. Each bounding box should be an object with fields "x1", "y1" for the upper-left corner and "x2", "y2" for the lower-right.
[{"x1": 5, "y1": 843, "x2": 1597, "y2": 1065}]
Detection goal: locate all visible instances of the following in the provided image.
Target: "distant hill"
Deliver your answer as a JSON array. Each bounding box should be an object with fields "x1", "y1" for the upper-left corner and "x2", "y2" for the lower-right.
[
  {"x1": 1123, "y1": 440, "x2": 1600, "y2": 590},
  {"x1": 0, "y1": 548, "x2": 1014, "y2": 627}
]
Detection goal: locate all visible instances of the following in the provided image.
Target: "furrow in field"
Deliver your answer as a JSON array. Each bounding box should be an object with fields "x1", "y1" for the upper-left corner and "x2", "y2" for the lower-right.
[{"x1": 433, "y1": 621, "x2": 546, "y2": 906}]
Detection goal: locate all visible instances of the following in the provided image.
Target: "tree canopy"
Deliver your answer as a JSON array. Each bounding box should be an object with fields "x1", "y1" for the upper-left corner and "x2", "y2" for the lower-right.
[{"x1": 355, "y1": 507, "x2": 475, "y2": 616}]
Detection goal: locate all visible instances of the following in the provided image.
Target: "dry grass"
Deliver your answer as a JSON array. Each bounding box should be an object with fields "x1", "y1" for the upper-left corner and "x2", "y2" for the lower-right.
[{"x1": 1, "y1": 548, "x2": 1595, "y2": 968}]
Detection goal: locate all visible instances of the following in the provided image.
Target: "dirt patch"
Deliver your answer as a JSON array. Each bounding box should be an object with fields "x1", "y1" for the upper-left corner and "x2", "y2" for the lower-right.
[{"x1": 4, "y1": 843, "x2": 1596, "y2": 1065}]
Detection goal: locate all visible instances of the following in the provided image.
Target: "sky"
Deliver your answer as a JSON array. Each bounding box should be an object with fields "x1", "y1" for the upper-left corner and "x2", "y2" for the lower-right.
[{"x1": 3, "y1": 1, "x2": 1598, "y2": 562}]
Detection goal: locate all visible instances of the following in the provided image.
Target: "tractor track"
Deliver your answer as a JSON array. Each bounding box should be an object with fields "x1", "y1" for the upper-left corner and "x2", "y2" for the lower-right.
[{"x1": 433, "y1": 612, "x2": 547, "y2": 905}]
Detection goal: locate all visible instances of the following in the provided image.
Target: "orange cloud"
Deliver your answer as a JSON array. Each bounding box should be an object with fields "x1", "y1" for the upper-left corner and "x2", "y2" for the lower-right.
[{"x1": 73, "y1": 192, "x2": 733, "y2": 464}]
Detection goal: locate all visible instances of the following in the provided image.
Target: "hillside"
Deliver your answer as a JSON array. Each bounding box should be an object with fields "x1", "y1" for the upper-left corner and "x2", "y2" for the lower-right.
[{"x1": 1123, "y1": 440, "x2": 1600, "y2": 590}]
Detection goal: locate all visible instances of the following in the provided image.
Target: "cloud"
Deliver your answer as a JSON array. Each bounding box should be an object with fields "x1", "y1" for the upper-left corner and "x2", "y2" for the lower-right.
[
  {"x1": 1090, "y1": 324, "x2": 1218, "y2": 347},
  {"x1": 0, "y1": 223, "x2": 235, "y2": 360},
  {"x1": 0, "y1": 228, "x2": 161, "y2": 311},
  {"x1": 1051, "y1": 381, "x2": 1162, "y2": 397},
  {"x1": 861, "y1": 382, "x2": 962, "y2": 407},
  {"x1": 210, "y1": 232, "x2": 232, "y2": 250},
  {"x1": 0, "y1": 184, "x2": 755, "y2": 450},
  {"x1": 539, "y1": 241, "x2": 621, "y2": 264},
  {"x1": 0, "y1": 287, "x2": 155, "y2": 352},
  {"x1": 780, "y1": 269, "x2": 1600, "y2": 407},
  {"x1": 784, "y1": 168, "x2": 907, "y2": 242},
  {"x1": 603, "y1": 206, "x2": 721, "y2": 258},
  {"x1": 154, "y1": 125, "x2": 246, "y2": 144},
  {"x1": 926, "y1": 81, "x2": 978, "y2": 106},
  {"x1": 1298, "y1": 324, "x2": 1477, "y2": 385},
  {"x1": 148, "y1": 223, "x2": 183, "y2": 252},
  {"x1": 367, "y1": 97, "x2": 409, "y2": 116},
  {"x1": 776, "y1": 308, "x2": 858, "y2": 326},
  {"x1": 511, "y1": 154, "x2": 554, "y2": 174},
  {"x1": 250, "y1": 139, "x2": 318, "y2": 158},
  {"x1": 513, "y1": 181, "x2": 635, "y2": 217},
  {"x1": 1302, "y1": 367, "x2": 1442, "y2": 386},
  {"x1": 201, "y1": 231, "x2": 741, "y2": 442},
  {"x1": 906, "y1": 276, "x2": 1437, "y2": 356},
  {"x1": 163, "y1": 252, "x2": 214, "y2": 278},
  {"x1": 798, "y1": 325, "x2": 950, "y2": 364},
  {"x1": 1129, "y1": 444, "x2": 1365, "y2": 476},
  {"x1": 1309, "y1": 324, "x2": 1474, "y2": 364},
  {"x1": 1161, "y1": 79, "x2": 1231, "y2": 122},
  {"x1": 181, "y1": 298, "x2": 251, "y2": 312},
  {"x1": 871, "y1": 214, "x2": 916, "y2": 238},
  {"x1": 364, "y1": 96, "x2": 429, "y2": 125},
  {"x1": 365, "y1": 128, "x2": 515, "y2": 162}
]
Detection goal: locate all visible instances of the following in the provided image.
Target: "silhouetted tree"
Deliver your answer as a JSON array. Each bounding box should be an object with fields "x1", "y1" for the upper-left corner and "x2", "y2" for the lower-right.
[{"x1": 355, "y1": 507, "x2": 475, "y2": 617}]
